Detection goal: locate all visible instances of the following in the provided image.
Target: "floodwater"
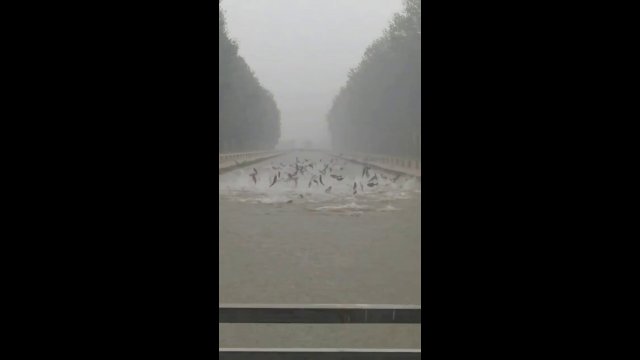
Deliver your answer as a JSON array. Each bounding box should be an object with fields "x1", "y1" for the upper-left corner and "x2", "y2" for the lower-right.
[{"x1": 219, "y1": 151, "x2": 421, "y2": 348}]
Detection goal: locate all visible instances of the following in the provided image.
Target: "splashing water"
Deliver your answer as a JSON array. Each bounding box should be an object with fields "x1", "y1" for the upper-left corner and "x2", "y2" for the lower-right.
[{"x1": 219, "y1": 152, "x2": 420, "y2": 212}]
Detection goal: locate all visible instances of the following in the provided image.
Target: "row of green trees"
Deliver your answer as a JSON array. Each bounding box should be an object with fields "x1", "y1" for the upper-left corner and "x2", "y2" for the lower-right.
[
  {"x1": 219, "y1": 2, "x2": 280, "y2": 153},
  {"x1": 327, "y1": 0, "x2": 421, "y2": 158}
]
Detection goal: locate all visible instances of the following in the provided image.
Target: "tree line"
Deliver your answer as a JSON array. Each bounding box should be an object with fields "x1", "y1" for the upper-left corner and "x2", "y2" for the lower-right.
[
  {"x1": 219, "y1": 2, "x2": 280, "y2": 153},
  {"x1": 327, "y1": 0, "x2": 421, "y2": 158}
]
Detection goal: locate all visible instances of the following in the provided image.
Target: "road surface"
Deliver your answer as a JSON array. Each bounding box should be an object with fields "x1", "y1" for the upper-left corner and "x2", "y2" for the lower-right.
[{"x1": 219, "y1": 151, "x2": 421, "y2": 348}]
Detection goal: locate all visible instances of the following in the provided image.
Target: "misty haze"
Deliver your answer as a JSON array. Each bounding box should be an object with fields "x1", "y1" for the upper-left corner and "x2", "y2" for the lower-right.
[{"x1": 219, "y1": 0, "x2": 421, "y2": 356}]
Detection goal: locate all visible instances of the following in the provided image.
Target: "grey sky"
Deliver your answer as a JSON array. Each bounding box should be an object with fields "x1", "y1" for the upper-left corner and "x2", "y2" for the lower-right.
[{"x1": 221, "y1": 0, "x2": 404, "y2": 149}]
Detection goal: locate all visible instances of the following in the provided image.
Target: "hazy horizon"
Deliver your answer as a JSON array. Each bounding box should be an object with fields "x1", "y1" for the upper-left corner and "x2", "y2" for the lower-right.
[{"x1": 220, "y1": 0, "x2": 404, "y2": 149}]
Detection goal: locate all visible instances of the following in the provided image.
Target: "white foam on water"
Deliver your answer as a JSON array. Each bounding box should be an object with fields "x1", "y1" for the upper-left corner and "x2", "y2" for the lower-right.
[
  {"x1": 310, "y1": 202, "x2": 372, "y2": 212},
  {"x1": 378, "y1": 204, "x2": 401, "y2": 212},
  {"x1": 219, "y1": 154, "x2": 421, "y2": 207}
]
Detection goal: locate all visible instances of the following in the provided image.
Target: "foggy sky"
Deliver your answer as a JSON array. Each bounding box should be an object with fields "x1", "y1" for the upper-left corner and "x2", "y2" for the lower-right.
[{"x1": 221, "y1": 0, "x2": 404, "y2": 149}]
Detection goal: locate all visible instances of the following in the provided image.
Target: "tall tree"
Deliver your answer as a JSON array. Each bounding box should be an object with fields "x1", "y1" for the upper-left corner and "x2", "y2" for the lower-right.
[
  {"x1": 327, "y1": 0, "x2": 421, "y2": 158},
  {"x1": 219, "y1": 3, "x2": 281, "y2": 153}
]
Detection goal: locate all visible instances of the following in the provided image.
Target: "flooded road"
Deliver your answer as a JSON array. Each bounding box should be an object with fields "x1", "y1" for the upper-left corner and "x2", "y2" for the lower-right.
[{"x1": 219, "y1": 151, "x2": 421, "y2": 348}]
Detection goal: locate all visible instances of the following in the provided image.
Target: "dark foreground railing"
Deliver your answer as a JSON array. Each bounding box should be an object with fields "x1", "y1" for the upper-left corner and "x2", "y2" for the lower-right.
[{"x1": 219, "y1": 304, "x2": 421, "y2": 360}]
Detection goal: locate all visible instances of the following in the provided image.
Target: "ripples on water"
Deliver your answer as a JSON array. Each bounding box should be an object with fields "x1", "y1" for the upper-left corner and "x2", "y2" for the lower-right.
[{"x1": 219, "y1": 153, "x2": 420, "y2": 215}]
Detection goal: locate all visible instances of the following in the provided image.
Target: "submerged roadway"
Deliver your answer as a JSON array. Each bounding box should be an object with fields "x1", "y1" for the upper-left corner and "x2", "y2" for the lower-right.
[{"x1": 219, "y1": 150, "x2": 421, "y2": 349}]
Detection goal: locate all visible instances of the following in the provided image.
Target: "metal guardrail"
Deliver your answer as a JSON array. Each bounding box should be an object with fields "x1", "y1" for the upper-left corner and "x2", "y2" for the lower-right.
[
  {"x1": 220, "y1": 304, "x2": 421, "y2": 324},
  {"x1": 353, "y1": 153, "x2": 421, "y2": 171},
  {"x1": 332, "y1": 152, "x2": 421, "y2": 177},
  {"x1": 219, "y1": 304, "x2": 421, "y2": 360},
  {"x1": 219, "y1": 150, "x2": 420, "y2": 173},
  {"x1": 218, "y1": 151, "x2": 286, "y2": 172},
  {"x1": 219, "y1": 151, "x2": 279, "y2": 164}
]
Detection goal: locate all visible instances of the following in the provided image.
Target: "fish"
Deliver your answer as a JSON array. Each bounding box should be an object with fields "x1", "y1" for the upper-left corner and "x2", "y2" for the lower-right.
[
  {"x1": 319, "y1": 175, "x2": 324, "y2": 185},
  {"x1": 325, "y1": 186, "x2": 332, "y2": 193},
  {"x1": 270, "y1": 175, "x2": 277, "y2": 187},
  {"x1": 362, "y1": 166, "x2": 371, "y2": 178}
]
